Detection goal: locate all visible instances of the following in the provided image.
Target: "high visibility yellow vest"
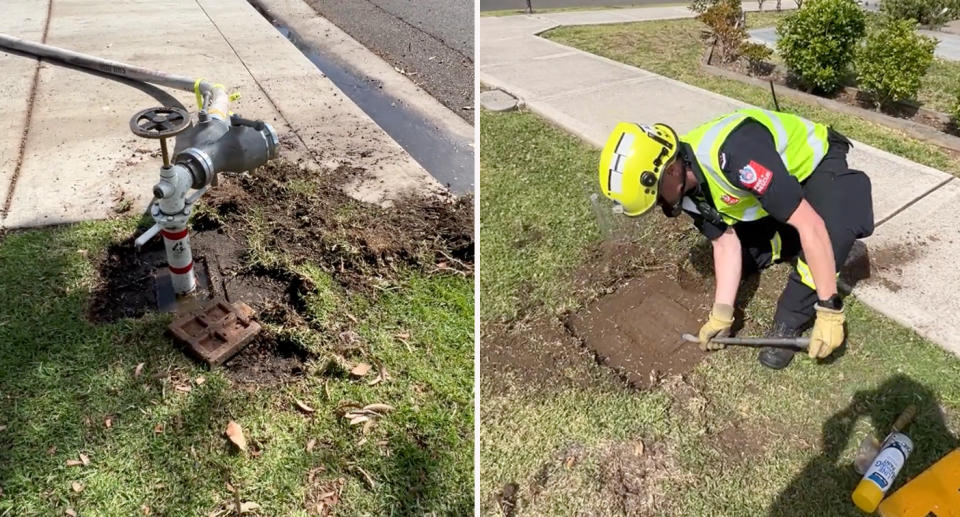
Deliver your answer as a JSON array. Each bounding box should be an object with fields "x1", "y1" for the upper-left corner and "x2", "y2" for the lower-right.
[{"x1": 681, "y1": 108, "x2": 830, "y2": 225}]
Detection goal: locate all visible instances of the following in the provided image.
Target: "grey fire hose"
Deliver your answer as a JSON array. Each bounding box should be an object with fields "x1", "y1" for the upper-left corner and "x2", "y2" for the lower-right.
[
  {"x1": 0, "y1": 33, "x2": 280, "y2": 296},
  {"x1": 0, "y1": 33, "x2": 227, "y2": 115}
]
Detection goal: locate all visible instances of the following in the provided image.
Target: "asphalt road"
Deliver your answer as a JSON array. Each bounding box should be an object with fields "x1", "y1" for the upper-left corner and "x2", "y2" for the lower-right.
[
  {"x1": 480, "y1": 0, "x2": 665, "y2": 11},
  {"x1": 307, "y1": 0, "x2": 474, "y2": 123}
]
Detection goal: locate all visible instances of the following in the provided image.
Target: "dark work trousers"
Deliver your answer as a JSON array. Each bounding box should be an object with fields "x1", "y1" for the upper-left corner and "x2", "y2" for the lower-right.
[{"x1": 734, "y1": 130, "x2": 875, "y2": 330}]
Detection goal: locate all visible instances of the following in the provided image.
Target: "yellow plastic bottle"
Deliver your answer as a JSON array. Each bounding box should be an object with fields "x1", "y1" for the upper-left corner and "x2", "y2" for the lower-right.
[{"x1": 852, "y1": 432, "x2": 914, "y2": 513}]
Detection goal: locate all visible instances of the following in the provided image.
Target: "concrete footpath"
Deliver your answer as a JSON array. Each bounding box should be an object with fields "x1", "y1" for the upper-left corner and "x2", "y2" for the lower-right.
[
  {"x1": 479, "y1": 5, "x2": 960, "y2": 357},
  {"x1": 0, "y1": 0, "x2": 442, "y2": 230}
]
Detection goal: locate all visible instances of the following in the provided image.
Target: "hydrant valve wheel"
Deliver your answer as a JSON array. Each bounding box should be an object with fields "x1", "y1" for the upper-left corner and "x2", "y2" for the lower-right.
[{"x1": 130, "y1": 106, "x2": 190, "y2": 139}]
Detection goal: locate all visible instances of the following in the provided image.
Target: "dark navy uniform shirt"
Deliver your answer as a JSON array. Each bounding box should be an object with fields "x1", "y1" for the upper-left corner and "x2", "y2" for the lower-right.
[{"x1": 681, "y1": 119, "x2": 804, "y2": 240}]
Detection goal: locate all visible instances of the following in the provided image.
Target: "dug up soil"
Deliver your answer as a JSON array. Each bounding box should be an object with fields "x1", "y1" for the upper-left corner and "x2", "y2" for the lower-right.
[
  {"x1": 567, "y1": 272, "x2": 710, "y2": 389},
  {"x1": 88, "y1": 160, "x2": 473, "y2": 382}
]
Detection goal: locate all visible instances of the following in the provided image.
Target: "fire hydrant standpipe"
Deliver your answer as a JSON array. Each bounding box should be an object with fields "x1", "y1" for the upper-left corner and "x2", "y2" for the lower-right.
[{"x1": 0, "y1": 33, "x2": 280, "y2": 298}]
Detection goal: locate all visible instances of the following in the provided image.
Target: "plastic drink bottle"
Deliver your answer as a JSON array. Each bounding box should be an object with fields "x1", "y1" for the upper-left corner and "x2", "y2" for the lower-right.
[{"x1": 852, "y1": 432, "x2": 914, "y2": 513}]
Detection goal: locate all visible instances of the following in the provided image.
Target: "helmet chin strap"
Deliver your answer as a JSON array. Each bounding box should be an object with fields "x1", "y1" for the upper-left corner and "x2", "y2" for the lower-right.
[{"x1": 661, "y1": 160, "x2": 686, "y2": 218}]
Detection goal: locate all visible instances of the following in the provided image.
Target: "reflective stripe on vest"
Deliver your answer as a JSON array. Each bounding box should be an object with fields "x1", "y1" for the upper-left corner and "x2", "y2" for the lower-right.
[{"x1": 682, "y1": 109, "x2": 830, "y2": 225}]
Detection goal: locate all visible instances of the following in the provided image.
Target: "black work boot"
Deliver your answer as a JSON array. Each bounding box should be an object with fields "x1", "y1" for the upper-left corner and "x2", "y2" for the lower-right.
[{"x1": 758, "y1": 322, "x2": 801, "y2": 370}]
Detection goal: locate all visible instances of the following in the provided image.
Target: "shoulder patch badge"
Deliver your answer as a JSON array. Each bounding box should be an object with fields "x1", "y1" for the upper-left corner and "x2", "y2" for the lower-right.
[
  {"x1": 720, "y1": 193, "x2": 739, "y2": 205},
  {"x1": 739, "y1": 160, "x2": 772, "y2": 194}
]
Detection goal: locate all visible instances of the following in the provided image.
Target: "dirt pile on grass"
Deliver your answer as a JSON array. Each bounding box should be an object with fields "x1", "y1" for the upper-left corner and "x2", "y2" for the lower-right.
[
  {"x1": 567, "y1": 272, "x2": 711, "y2": 389},
  {"x1": 235, "y1": 160, "x2": 473, "y2": 289},
  {"x1": 482, "y1": 224, "x2": 715, "y2": 393},
  {"x1": 89, "y1": 160, "x2": 473, "y2": 380}
]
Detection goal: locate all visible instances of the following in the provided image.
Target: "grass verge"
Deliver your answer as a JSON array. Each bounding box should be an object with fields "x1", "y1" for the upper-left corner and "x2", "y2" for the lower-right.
[
  {"x1": 0, "y1": 218, "x2": 472, "y2": 514},
  {"x1": 480, "y1": 2, "x2": 689, "y2": 17},
  {"x1": 479, "y1": 108, "x2": 960, "y2": 516},
  {"x1": 544, "y1": 11, "x2": 960, "y2": 176}
]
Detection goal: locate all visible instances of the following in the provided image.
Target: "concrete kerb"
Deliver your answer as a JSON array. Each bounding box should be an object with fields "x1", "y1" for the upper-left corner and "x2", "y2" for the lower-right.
[{"x1": 251, "y1": 0, "x2": 473, "y2": 143}]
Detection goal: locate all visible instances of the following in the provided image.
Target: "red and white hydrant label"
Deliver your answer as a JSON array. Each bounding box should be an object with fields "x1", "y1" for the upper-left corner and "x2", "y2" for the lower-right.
[{"x1": 161, "y1": 227, "x2": 196, "y2": 294}]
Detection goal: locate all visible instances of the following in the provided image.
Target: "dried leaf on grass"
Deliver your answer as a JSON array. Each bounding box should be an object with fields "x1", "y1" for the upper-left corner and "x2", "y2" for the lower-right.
[
  {"x1": 134, "y1": 362, "x2": 145, "y2": 378},
  {"x1": 635, "y1": 440, "x2": 645, "y2": 457},
  {"x1": 65, "y1": 509, "x2": 78, "y2": 517},
  {"x1": 306, "y1": 475, "x2": 344, "y2": 516},
  {"x1": 66, "y1": 459, "x2": 83, "y2": 467},
  {"x1": 225, "y1": 420, "x2": 247, "y2": 451},
  {"x1": 354, "y1": 466, "x2": 376, "y2": 489},
  {"x1": 341, "y1": 403, "x2": 395, "y2": 434},
  {"x1": 141, "y1": 504, "x2": 152, "y2": 515},
  {"x1": 175, "y1": 385, "x2": 192, "y2": 393},
  {"x1": 79, "y1": 453, "x2": 90, "y2": 466},
  {"x1": 366, "y1": 364, "x2": 391, "y2": 386},
  {"x1": 350, "y1": 363, "x2": 372, "y2": 377},
  {"x1": 71, "y1": 481, "x2": 84, "y2": 493},
  {"x1": 295, "y1": 400, "x2": 315, "y2": 414},
  {"x1": 104, "y1": 417, "x2": 112, "y2": 429},
  {"x1": 306, "y1": 438, "x2": 317, "y2": 453}
]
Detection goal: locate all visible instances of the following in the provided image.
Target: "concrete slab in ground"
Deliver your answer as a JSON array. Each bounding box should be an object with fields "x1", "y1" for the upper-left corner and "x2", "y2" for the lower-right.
[
  {"x1": 1, "y1": 0, "x2": 438, "y2": 229},
  {"x1": 853, "y1": 179, "x2": 960, "y2": 356},
  {"x1": 479, "y1": 89, "x2": 519, "y2": 112}
]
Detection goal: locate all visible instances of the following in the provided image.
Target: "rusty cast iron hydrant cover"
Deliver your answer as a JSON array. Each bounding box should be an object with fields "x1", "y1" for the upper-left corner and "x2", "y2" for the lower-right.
[{"x1": 169, "y1": 298, "x2": 261, "y2": 366}]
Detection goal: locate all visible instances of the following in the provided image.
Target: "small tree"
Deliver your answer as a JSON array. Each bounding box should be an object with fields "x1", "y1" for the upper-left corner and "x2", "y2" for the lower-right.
[
  {"x1": 952, "y1": 87, "x2": 960, "y2": 125},
  {"x1": 855, "y1": 17, "x2": 936, "y2": 108},
  {"x1": 777, "y1": 0, "x2": 866, "y2": 93},
  {"x1": 881, "y1": 0, "x2": 959, "y2": 28},
  {"x1": 699, "y1": 0, "x2": 747, "y2": 62},
  {"x1": 740, "y1": 41, "x2": 774, "y2": 75}
]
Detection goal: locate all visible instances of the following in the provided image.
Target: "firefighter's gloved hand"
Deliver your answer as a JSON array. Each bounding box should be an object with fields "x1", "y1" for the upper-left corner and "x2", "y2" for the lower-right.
[
  {"x1": 809, "y1": 305, "x2": 845, "y2": 359},
  {"x1": 698, "y1": 303, "x2": 735, "y2": 351}
]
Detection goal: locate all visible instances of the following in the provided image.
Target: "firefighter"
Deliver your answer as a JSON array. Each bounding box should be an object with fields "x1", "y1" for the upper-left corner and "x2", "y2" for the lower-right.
[{"x1": 597, "y1": 108, "x2": 874, "y2": 369}]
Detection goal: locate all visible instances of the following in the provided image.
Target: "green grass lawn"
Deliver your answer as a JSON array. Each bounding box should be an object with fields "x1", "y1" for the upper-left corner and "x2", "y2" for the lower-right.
[
  {"x1": 0, "y1": 218, "x2": 472, "y2": 515},
  {"x1": 544, "y1": 11, "x2": 960, "y2": 177},
  {"x1": 479, "y1": 108, "x2": 960, "y2": 516},
  {"x1": 480, "y1": 2, "x2": 689, "y2": 17}
]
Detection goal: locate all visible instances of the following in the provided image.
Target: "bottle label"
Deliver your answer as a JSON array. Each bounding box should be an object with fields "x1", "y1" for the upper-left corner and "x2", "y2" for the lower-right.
[{"x1": 862, "y1": 433, "x2": 912, "y2": 493}]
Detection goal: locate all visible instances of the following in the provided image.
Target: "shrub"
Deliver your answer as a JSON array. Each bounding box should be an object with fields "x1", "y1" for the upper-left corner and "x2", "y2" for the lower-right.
[
  {"x1": 690, "y1": 0, "x2": 742, "y2": 15},
  {"x1": 776, "y1": 0, "x2": 866, "y2": 93},
  {"x1": 881, "y1": 0, "x2": 959, "y2": 28},
  {"x1": 699, "y1": 0, "x2": 747, "y2": 62},
  {"x1": 740, "y1": 41, "x2": 774, "y2": 75},
  {"x1": 855, "y1": 17, "x2": 936, "y2": 108}
]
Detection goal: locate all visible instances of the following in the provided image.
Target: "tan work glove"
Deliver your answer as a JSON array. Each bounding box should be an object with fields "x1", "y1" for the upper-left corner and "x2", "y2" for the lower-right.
[
  {"x1": 808, "y1": 305, "x2": 845, "y2": 359},
  {"x1": 698, "y1": 303, "x2": 734, "y2": 351}
]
